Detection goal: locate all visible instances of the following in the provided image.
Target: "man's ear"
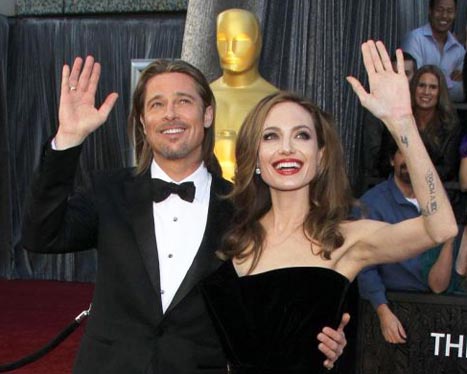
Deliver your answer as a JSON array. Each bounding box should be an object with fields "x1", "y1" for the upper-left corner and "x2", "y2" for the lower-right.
[
  {"x1": 204, "y1": 106, "x2": 214, "y2": 128},
  {"x1": 140, "y1": 115, "x2": 147, "y2": 134}
]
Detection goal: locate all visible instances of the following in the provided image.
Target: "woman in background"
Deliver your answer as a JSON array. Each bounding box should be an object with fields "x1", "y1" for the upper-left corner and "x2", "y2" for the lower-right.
[
  {"x1": 411, "y1": 65, "x2": 461, "y2": 181},
  {"x1": 458, "y1": 133, "x2": 467, "y2": 191}
]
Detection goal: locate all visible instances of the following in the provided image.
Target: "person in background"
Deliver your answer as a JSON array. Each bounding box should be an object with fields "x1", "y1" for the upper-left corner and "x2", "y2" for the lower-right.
[
  {"x1": 358, "y1": 135, "x2": 436, "y2": 344},
  {"x1": 458, "y1": 133, "x2": 467, "y2": 191},
  {"x1": 402, "y1": 0, "x2": 465, "y2": 102},
  {"x1": 456, "y1": 227, "x2": 467, "y2": 281},
  {"x1": 420, "y1": 226, "x2": 467, "y2": 294},
  {"x1": 411, "y1": 64, "x2": 460, "y2": 182}
]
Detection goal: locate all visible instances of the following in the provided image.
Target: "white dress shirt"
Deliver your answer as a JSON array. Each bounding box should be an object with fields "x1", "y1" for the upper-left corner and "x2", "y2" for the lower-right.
[
  {"x1": 401, "y1": 23, "x2": 465, "y2": 102},
  {"x1": 405, "y1": 197, "x2": 420, "y2": 213},
  {"x1": 151, "y1": 161, "x2": 212, "y2": 312}
]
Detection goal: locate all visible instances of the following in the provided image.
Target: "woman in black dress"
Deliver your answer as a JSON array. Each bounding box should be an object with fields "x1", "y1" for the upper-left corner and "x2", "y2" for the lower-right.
[{"x1": 200, "y1": 41, "x2": 457, "y2": 374}]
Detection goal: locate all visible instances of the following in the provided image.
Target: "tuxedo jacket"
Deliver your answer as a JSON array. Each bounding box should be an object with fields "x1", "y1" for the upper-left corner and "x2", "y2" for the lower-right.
[{"x1": 21, "y1": 144, "x2": 233, "y2": 374}]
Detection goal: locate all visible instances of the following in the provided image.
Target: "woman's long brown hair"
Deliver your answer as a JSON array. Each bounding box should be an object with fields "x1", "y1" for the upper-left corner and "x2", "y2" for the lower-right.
[
  {"x1": 220, "y1": 92, "x2": 354, "y2": 273},
  {"x1": 411, "y1": 65, "x2": 459, "y2": 148}
]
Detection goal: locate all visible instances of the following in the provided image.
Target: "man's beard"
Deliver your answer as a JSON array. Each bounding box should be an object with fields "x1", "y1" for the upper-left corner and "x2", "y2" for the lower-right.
[
  {"x1": 155, "y1": 120, "x2": 197, "y2": 160},
  {"x1": 158, "y1": 143, "x2": 192, "y2": 160}
]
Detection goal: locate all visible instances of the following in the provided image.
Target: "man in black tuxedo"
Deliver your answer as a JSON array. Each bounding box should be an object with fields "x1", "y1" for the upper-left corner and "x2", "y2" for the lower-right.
[{"x1": 21, "y1": 56, "x2": 348, "y2": 373}]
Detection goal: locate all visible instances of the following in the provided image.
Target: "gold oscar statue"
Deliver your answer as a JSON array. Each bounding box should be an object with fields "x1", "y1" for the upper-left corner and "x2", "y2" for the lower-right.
[{"x1": 211, "y1": 8, "x2": 278, "y2": 180}]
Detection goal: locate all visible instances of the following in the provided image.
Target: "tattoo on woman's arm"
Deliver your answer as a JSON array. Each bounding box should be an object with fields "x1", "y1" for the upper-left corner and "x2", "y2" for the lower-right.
[
  {"x1": 400, "y1": 136, "x2": 409, "y2": 147},
  {"x1": 421, "y1": 170, "x2": 438, "y2": 216}
]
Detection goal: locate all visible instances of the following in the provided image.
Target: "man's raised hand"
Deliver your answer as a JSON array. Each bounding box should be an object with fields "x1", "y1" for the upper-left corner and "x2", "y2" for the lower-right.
[{"x1": 56, "y1": 56, "x2": 119, "y2": 149}]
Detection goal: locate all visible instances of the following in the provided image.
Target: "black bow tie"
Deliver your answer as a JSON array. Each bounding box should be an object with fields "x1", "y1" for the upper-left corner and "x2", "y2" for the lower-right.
[{"x1": 151, "y1": 178, "x2": 196, "y2": 203}]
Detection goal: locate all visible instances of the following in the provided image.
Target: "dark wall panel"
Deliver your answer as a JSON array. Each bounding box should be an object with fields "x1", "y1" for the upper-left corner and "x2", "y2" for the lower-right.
[{"x1": 0, "y1": 16, "x2": 11, "y2": 278}]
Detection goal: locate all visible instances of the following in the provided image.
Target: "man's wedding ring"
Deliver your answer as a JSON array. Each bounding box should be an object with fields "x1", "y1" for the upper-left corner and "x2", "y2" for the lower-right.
[{"x1": 70, "y1": 86, "x2": 77, "y2": 91}]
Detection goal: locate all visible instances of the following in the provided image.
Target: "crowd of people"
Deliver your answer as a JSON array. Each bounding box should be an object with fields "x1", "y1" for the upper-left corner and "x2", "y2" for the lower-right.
[{"x1": 359, "y1": 0, "x2": 467, "y2": 346}]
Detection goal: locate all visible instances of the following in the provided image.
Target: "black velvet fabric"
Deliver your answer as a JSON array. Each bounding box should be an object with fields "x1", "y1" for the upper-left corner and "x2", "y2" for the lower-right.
[{"x1": 200, "y1": 261, "x2": 350, "y2": 374}]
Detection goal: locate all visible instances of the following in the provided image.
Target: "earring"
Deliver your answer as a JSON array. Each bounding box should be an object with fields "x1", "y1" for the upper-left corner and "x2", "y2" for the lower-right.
[{"x1": 255, "y1": 166, "x2": 261, "y2": 175}]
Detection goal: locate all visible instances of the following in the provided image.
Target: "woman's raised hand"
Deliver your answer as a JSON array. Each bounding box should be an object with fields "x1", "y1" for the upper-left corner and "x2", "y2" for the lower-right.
[
  {"x1": 56, "y1": 56, "x2": 119, "y2": 149},
  {"x1": 347, "y1": 40, "x2": 412, "y2": 128}
]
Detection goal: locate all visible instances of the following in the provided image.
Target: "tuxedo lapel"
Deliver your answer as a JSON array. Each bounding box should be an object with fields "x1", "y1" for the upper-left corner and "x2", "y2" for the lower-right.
[
  {"x1": 164, "y1": 176, "x2": 232, "y2": 315},
  {"x1": 123, "y1": 171, "x2": 163, "y2": 317}
]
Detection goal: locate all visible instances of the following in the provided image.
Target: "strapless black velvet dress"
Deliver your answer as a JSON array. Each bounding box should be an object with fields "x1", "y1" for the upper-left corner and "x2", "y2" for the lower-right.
[{"x1": 200, "y1": 261, "x2": 350, "y2": 374}]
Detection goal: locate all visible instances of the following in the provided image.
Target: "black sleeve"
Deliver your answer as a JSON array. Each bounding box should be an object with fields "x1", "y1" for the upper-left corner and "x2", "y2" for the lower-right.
[{"x1": 21, "y1": 142, "x2": 98, "y2": 253}]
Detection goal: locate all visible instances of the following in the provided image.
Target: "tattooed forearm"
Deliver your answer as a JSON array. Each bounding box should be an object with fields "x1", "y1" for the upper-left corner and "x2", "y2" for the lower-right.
[
  {"x1": 421, "y1": 201, "x2": 438, "y2": 216},
  {"x1": 400, "y1": 135, "x2": 409, "y2": 147},
  {"x1": 426, "y1": 170, "x2": 436, "y2": 195},
  {"x1": 421, "y1": 170, "x2": 438, "y2": 216}
]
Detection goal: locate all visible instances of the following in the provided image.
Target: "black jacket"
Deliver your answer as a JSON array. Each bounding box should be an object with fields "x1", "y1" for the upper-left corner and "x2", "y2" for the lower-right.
[{"x1": 22, "y1": 144, "x2": 233, "y2": 374}]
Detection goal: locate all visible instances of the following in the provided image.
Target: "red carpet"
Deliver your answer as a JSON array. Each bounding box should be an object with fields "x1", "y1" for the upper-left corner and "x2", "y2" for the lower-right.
[{"x1": 0, "y1": 279, "x2": 94, "y2": 374}]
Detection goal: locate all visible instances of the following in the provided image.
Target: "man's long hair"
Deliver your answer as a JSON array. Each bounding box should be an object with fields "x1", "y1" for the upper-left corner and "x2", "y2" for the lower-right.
[
  {"x1": 220, "y1": 91, "x2": 354, "y2": 273},
  {"x1": 128, "y1": 59, "x2": 221, "y2": 176}
]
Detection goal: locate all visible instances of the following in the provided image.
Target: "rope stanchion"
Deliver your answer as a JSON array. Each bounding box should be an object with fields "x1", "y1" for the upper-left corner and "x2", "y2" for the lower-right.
[{"x1": 0, "y1": 305, "x2": 91, "y2": 372}]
